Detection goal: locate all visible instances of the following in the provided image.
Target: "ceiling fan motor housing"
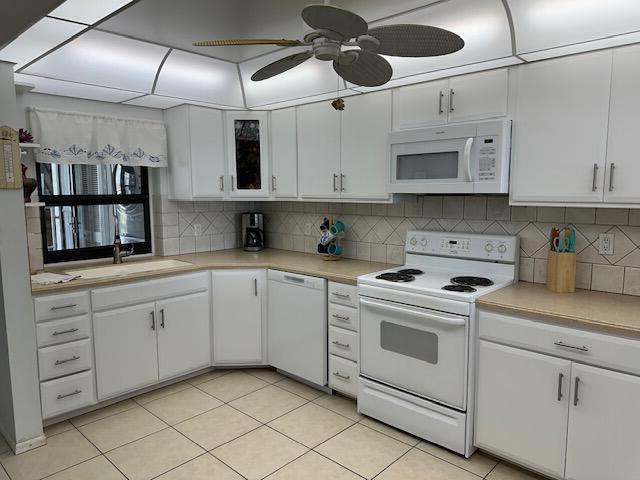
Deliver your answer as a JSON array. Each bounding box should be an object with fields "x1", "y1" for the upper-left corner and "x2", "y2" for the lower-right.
[{"x1": 312, "y1": 37, "x2": 342, "y2": 61}]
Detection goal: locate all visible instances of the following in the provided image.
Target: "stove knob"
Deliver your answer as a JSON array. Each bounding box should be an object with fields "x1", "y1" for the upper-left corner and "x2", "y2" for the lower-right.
[
  {"x1": 420, "y1": 238, "x2": 428, "y2": 247},
  {"x1": 498, "y1": 244, "x2": 507, "y2": 254},
  {"x1": 409, "y1": 237, "x2": 418, "y2": 246},
  {"x1": 484, "y1": 242, "x2": 494, "y2": 252}
]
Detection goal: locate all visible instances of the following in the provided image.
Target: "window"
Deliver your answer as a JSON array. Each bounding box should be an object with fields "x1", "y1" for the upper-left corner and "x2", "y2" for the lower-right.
[{"x1": 37, "y1": 163, "x2": 151, "y2": 263}]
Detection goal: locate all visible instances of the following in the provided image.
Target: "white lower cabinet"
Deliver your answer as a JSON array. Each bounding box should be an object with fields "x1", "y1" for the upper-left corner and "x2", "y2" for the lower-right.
[
  {"x1": 212, "y1": 270, "x2": 266, "y2": 365},
  {"x1": 93, "y1": 302, "x2": 159, "y2": 400}
]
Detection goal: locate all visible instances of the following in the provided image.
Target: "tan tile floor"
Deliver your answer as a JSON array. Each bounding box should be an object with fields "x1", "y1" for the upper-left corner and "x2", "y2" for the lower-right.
[{"x1": 0, "y1": 369, "x2": 548, "y2": 480}]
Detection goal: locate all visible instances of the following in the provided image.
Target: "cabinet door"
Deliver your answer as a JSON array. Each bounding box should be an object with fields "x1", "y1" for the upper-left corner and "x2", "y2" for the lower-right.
[
  {"x1": 340, "y1": 91, "x2": 391, "y2": 200},
  {"x1": 475, "y1": 341, "x2": 571, "y2": 479},
  {"x1": 510, "y1": 51, "x2": 612, "y2": 203},
  {"x1": 448, "y1": 69, "x2": 508, "y2": 123},
  {"x1": 270, "y1": 107, "x2": 298, "y2": 198},
  {"x1": 190, "y1": 106, "x2": 226, "y2": 198},
  {"x1": 297, "y1": 102, "x2": 341, "y2": 198},
  {"x1": 157, "y1": 291, "x2": 211, "y2": 380},
  {"x1": 392, "y1": 80, "x2": 448, "y2": 130},
  {"x1": 226, "y1": 111, "x2": 270, "y2": 197},
  {"x1": 93, "y1": 303, "x2": 158, "y2": 399},
  {"x1": 565, "y1": 363, "x2": 640, "y2": 480},
  {"x1": 604, "y1": 45, "x2": 640, "y2": 204},
  {"x1": 212, "y1": 270, "x2": 264, "y2": 364}
]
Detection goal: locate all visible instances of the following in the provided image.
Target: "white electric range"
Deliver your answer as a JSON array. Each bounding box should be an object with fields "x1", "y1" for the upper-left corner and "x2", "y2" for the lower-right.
[{"x1": 357, "y1": 230, "x2": 519, "y2": 458}]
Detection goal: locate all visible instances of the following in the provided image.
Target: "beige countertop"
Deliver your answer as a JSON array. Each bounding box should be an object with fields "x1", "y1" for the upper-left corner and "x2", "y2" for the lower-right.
[
  {"x1": 477, "y1": 282, "x2": 640, "y2": 338},
  {"x1": 31, "y1": 249, "x2": 393, "y2": 294}
]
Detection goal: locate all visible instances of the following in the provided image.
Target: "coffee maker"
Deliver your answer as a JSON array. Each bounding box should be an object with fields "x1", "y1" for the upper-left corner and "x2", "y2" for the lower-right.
[{"x1": 242, "y1": 212, "x2": 265, "y2": 251}]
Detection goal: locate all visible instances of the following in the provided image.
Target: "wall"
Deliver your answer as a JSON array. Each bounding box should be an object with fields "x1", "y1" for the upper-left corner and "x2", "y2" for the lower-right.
[{"x1": 257, "y1": 196, "x2": 640, "y2": 296}]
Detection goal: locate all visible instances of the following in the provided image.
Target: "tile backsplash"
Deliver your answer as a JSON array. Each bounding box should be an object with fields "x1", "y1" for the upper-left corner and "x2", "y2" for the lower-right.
[{"x1": 255, "y1": 196, "x2": 640, "y2": 297}]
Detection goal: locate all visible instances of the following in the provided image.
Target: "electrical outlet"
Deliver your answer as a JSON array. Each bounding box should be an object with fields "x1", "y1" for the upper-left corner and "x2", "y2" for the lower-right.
[
  {"x1": 599, "y1": 233, "x2": 614, "y2": 255},
  {"x1": 193, "y1": 223, "x2": 202, "y2": 236},
  {"x1": 304, "y1": 223, "x2": 313, "y2": 236}
]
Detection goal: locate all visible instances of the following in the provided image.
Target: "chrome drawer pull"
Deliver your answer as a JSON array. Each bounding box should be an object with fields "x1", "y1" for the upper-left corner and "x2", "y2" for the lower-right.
[
  {"x1": 57, "y1": 389, "x2": 82, "y2": 400},
  {"x1": 592, "y1": 164, "x2": 599, "y2": 192},
  {"x1": 332, "y1": 314, "x2": 350, "y2": 322},
  {"x1": 52, "y1": 328, "x2": 79, "y2": 336},
  {"x1": 332, "y1": 371, "x2": 350, "y2": 380},
  {"x1": 554, "y1": 341, "x2": 589, "y2": 352},
  {"x1": 55, "y1": 355, "x2": 80, "y2": 366},
  {"x1": 160, "y1": 309, "x2": 165, "y2": 329},
  {"x1": 50, "y1": 304, "x2": 78, "y2": 311},
  {"x1": 574, "y1": 376, "x2": 580, "y2": 406},
  {"x1": 332, "y1": 340, "x2": 350, "y2": 349},
  {"x1": 331, "y1": 292, "x2": 350, "y2": 299},
  {"x1": 557, "y1": 373, "x2": 564, "y2": 401}
]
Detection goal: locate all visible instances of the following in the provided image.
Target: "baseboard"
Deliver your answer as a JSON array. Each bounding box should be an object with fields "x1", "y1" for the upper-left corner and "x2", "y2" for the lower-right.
[{"x1": 13, "y1": 434, "x2": 47, "y2": 455}]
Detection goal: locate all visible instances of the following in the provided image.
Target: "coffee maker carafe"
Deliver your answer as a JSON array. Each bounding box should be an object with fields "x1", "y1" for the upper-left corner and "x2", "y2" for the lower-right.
[{"x1": 242, "y1": 212, "x2": 265, "y2": 251}]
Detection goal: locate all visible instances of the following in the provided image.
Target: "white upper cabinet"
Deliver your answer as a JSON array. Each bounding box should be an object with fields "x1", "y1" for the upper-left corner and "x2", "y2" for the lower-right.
[
  {"x1": 225, "y1": 111, "x2": 270, "y2": 198},
  {"x1": 165, "y1": 105, "x2": 226, "y2": 200},
  {"x1": 340, "y1": 91, "x2": 392, "y2": 200},
  {"x1": 510, "y1": 51, "x2": 613, "y2": 204},
  {"x1": 297, "y1": 102, "x2": 341, "y2": 199},
  {"x1": 392, "y1": 69, "x2": 508, "y2": 130},
  {"x1": 604, "y1": 44, "x2": 640, "y2": 204},
  {"x1": 269, "y1": 108, "x2": 298, "y2": 198}
]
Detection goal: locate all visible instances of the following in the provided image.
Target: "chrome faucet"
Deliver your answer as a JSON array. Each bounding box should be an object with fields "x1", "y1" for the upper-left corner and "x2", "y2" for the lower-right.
[{"x1": 113, "y1": 212, "x2": 134, "y2": 264}]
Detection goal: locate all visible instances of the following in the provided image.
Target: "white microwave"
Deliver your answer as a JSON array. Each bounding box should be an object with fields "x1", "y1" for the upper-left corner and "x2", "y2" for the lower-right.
[{"x1": 388, "y1": 119, "x2": 511, "y2": 194}]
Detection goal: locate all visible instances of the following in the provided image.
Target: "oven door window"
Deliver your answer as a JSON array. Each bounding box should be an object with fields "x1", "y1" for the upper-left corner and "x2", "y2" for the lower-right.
[
  {"x1": 396, "y1": 151, "x2": 459, "y2": 180},
  {"x1": 380, "y1": 321, "x2": 438, "y2": 364}
]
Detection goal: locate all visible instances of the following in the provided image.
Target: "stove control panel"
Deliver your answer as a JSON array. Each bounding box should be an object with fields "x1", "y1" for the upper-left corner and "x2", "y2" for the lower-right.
[{"x1": 406, "y1": 231, "x2": 518, "y2": 263}]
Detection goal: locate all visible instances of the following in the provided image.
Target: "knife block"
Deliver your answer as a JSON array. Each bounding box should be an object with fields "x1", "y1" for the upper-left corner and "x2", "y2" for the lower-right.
[{"x1": 546, "y1": 251, "x2": 576, "y2": 293}]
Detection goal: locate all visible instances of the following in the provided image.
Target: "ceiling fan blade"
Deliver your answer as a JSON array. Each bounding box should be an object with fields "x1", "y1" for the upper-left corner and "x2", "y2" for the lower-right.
[
  {"x1": 333, "y1": 50, "x2": 392, "y2": 87},
  {"x1": 251, "y1": 50, "x2": 314, "y2": 81},
  {"x1": 302, "y1": 5, "x2": 368, "y2": 39},
  {"x1": 193, "y1": 39, "x2": 304, "y2": 47},
  {"x1": 367, "y1": 24, "x2": 464, "y2": 57}
]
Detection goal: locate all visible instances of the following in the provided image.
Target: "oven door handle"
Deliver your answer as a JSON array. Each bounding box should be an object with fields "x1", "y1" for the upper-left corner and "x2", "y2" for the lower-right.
[
  {"x1": 463, "y1": 137, "x2": 474, "y2": 182},
  {"x1": 360, "y1": 298, "x2": 466, "y2": 327}
]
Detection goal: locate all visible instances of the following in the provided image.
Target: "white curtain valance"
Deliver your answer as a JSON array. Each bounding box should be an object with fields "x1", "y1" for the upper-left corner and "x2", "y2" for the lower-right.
[{"x1": 28, "y1": 107, "x2": 168, "y2": 167}]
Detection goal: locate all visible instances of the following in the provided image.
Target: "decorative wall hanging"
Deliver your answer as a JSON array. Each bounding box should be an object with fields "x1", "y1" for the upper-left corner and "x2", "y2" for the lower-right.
[{"x1": 28, "y1": 107, "x2": 168, "y2": 167}]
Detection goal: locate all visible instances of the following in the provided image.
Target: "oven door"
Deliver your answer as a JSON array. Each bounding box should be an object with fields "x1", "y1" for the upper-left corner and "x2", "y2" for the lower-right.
[
  {"x1": 389, "y1": 136, "x2": 475, "y2": 194},
  {"x1": 360, "y1": 296, "x2": 468, "y2": 410}
]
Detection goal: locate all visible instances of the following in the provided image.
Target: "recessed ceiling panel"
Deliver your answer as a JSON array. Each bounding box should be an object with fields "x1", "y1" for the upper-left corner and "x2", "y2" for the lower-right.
[
  {"x1": 22, "y1": 30, "x2": 168, "y2": 92},
  {"x1": 254, "y1": 88, "x2": 360, "y2": 110},
  {"x1": 507, "y1": 0, "x2": 640, "y2": 57},
  {"x1": 154, "y1": 49, "x2": 244, "y2": 107},
  {"x1": 49, "y1": 0, "x2": 134, "y2": 25},
  {"x1": 0, "y1": 17, "x2": 85, "y2": 69},
  {"x1": 14, "y1": 73, "x2": 139, "y2": 102}
]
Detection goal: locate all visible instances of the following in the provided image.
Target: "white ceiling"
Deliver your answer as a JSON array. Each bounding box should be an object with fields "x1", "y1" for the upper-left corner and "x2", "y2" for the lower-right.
[{"x1": 2, "y1": 0, "x2": 640, "y2": 110}]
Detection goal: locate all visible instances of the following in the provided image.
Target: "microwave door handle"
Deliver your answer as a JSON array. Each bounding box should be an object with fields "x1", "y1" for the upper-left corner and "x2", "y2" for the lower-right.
[
  {"x1": 463, "y1": 137, "x2": 474, "y2": 182},
  {"x1": 360, "y1": 298, "x2": 466, "y2": 327}
]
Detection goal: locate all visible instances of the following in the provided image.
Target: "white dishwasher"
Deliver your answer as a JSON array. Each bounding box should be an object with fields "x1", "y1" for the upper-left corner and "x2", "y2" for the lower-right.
[{"x1": 267, "y1": 270, "x2": 327, "y2": 386}]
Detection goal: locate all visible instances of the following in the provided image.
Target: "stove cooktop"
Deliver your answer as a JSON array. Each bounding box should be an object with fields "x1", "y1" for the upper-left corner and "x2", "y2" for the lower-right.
[{"x1": 375, "y1": 272, "x2": 415, "y2": 283}]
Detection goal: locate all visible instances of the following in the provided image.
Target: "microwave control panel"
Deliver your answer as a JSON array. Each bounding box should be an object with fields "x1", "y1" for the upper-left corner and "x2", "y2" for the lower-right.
[{"x1": 477, "y1": 136, "x2": 497, "y2": 182}]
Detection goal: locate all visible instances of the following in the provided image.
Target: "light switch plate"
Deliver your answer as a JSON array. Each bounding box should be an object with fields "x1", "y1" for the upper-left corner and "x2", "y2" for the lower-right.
[{"x1": 599, "y1": 233, "x2": 614, "y2": 255}]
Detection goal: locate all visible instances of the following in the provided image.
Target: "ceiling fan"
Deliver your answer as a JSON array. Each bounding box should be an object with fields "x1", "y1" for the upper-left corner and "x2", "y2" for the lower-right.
[{"x1": 192, "y1": 4, "x2": 464, "y2": 88}]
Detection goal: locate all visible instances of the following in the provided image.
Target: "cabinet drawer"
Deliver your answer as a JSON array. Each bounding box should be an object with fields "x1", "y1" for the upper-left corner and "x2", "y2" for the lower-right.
[
  {"x1": 479, "y1": 309, "x2": 640, "y2": 376},
  {"x1": 328, "y1": 282, "x2": 358, "y2": 308},
  {"x1": 329, "y1": 303, "x2": 359, "y2": 332},
  {"x1": 329, "y1": 355, "x2": 358, "y2": 397},
  {"x1": 36, "y1": 315, "x2": 91, "y2": 348},
  {"x1": 41, "y1": 370, "x2": 96, "y2": 419},
  {"x1": 329, "y1": 326, "x2": 358, "y2": 362},
  {"x1": 34, "y1": 291, "x2": 90, "y2": 322},
  {"x1": 38, "y1": 339, "x2": 93, "y2": 381}
]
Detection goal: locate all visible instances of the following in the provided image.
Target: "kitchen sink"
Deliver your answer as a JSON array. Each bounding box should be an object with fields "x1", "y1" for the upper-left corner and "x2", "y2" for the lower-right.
[{"x1": 65, "y1": 259, "x2": 193, "y2": 279}]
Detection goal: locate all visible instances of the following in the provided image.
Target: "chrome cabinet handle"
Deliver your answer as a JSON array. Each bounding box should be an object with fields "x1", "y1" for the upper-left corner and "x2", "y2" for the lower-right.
[
  {"x1": 253, "y1": 278, "x2": 258, "y2": 296},
  {"x1": 284, "y1": 275, "x2": 305, "y2": 283},
  {"x1": 151, "y1": 311, "x2": 156, "y2": 331},
  {"x1": 55, "y1": 355, "x2": 80, "y2": 366},
  {"x1": 52, "y1": 328, "x2": 79, "y2": 336},
  {"x1": 573, "y1": 376, "x2": 580, "y2": 406},
  {"x1": 554, "y1": 341, "x2": 589, "y2": 352},
  {"x1": 332, "y1": 340, "x2": 350, "y2": 349},
  {"x1": 332, "y1": 292, "x2": 350, "y2": 299},
  {"x1": 333, "y1": 174, "x2": 339, "y2": 192},
  {"x1": 609, "y1": 163, "x2": 615, "y2": 192},
  {"x1": 231, "y1": 176, "x2": 235, "y2": 191},
  {"x1": 57, "y1": 389, "x2": 82, "y2": 400},
  {"x1": 592, "y1": 164, "x2": 599, "y2": 191},
  {"x1": 218, "y1": 175, "x2": 224, "y2": 192},
  {"x1": 271, "y1": 175, "x2": 277, "y2": 191},
  {"x1": 332, "y1": 314, "x2": 350, "y2": 322},
  {"x1": 340, "y1": 174, "x2": 345, "y2": 192},
  {"x1": 438, "y1": 91, "x2": 444, "y2": 114},
  {"x1": 51, "y1": 304, "x2": 77, "y2": 311},
  {"x1": 160, "y1": 309, "x2": 165, "y2": 329},
  {"x1": 449, "y1": 89, "x2": 455, "y2": 112},
  {"x1": 332, "y1": 371, "x2": 350, "y2": 380},
  {"x1": 557, "y1": 373, "x2": 564, "y2": 401}
]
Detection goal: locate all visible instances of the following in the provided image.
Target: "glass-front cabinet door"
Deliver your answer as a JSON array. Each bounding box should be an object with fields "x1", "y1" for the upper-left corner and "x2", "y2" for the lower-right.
[{"x1": 225, "y1": 111, "x2": 269, "y2": 197}]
